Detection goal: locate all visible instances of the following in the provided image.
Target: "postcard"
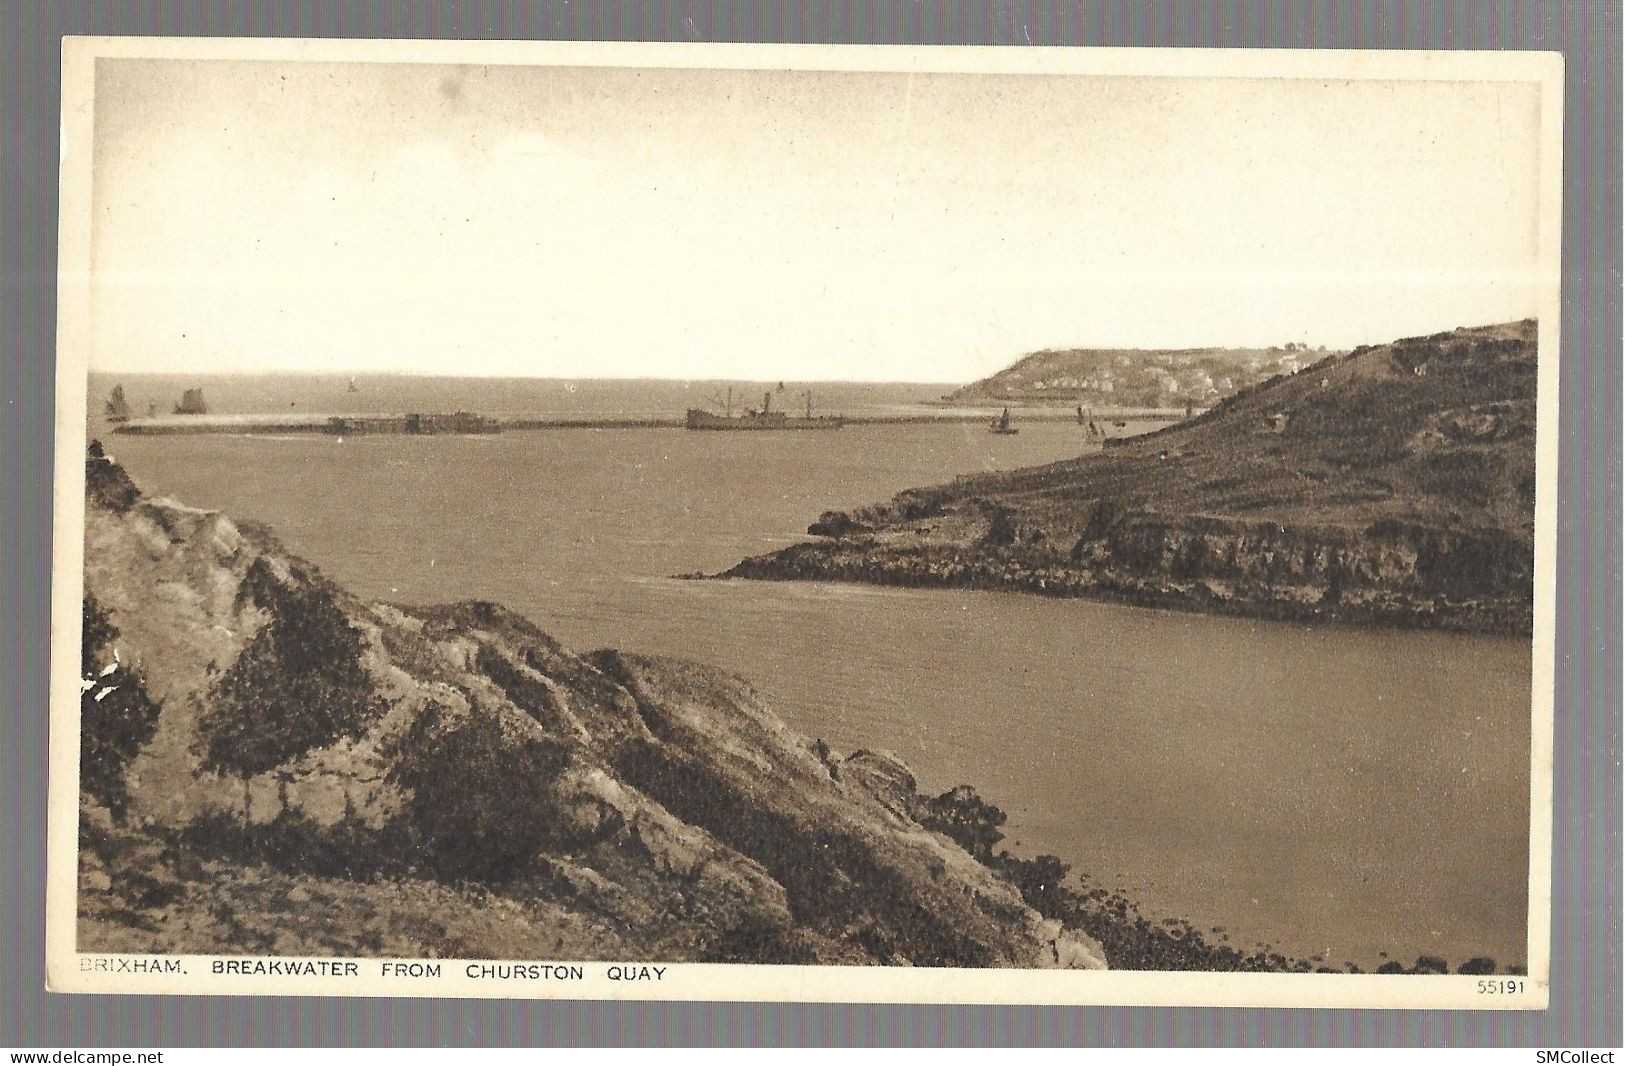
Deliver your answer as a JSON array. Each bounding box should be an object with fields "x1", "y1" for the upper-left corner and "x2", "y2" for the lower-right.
[{"x1": 48, "y1": 36, "x2": 1561, "y2": 1007}]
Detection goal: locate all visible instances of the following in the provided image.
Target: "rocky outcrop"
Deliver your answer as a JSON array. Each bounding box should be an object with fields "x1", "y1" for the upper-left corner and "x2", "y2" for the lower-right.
[
  {"x1": 77, "y1": 446, "x2": 1104, "y2": 968},
  {"x1": 725, "y1": 509, "x2": 1534, "y2": 633},
  {"x1": 722, "y1": 321, "x2": 1540, "y2": 635}
]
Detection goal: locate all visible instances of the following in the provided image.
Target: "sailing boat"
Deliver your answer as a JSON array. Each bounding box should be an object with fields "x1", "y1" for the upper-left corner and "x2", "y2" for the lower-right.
[
  {"x1": 103, "y1": 385, "x2": 131, "y2": 423},
  {"x1": 173, "y1": 388, "x2": 208, "y2": 415},
  {"x1": 347, "y1": 376, "x2": 359, "y2": 394},
  {"x1": 989, "y1": 407, "x2": 1018, "y2": 435}
]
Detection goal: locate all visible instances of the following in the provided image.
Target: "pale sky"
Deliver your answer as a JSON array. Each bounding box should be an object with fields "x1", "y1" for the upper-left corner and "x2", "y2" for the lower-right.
[{"x1": 89, "y1": 59, "x2": 1545, "y2": 381}]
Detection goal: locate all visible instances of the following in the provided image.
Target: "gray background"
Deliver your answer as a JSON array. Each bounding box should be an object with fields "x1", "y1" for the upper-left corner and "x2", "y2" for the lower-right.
[{"x1": 2, "y1": 0, "x2": 1618, "y2": 1047}]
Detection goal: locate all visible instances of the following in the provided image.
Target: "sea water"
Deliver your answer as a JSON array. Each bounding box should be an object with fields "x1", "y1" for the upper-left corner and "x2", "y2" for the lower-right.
[{"x1": 88, "y1": 374, "x2": 1532, "y2": 969}]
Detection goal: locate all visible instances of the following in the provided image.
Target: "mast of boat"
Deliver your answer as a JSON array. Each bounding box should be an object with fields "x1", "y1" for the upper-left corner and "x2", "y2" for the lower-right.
[
  {"x1": 726, "y1": 386, "x2": 733, "y2": 417},
  {"x1": 804, "y1": 390, "x2": 814, "y2": 419}
]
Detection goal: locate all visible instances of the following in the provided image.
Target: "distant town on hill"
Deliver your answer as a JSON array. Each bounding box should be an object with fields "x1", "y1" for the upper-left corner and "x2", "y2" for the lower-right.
[{"x1": 944, "y1": 344, "x2": 1341, "y2": 408}]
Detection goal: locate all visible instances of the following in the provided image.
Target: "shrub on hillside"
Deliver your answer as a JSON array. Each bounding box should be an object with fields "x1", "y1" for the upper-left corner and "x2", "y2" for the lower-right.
[
  {"x1": 84, "y1": 440, "x2": 141, "y2": 513},
  {"x1": 915, "y1": 784, "x2": 1007, "y2": 862},
  {"x1": 387, "y1": 702, "x2": 572, "y2": 882},
  {"x1": 179, "y1": 803, "x2": 408, "y2": 881},
  {"x1": 80, "y1": 595, "x2": 162, "y2": 819},
  {"x1": 194, "y1": 558, "x2": 382, "y2": 779}
]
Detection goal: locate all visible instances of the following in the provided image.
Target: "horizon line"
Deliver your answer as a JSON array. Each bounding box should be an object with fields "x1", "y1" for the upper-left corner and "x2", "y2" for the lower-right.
[{"x1": 85, "y1": 369, "x2": 970, "y2": 386}]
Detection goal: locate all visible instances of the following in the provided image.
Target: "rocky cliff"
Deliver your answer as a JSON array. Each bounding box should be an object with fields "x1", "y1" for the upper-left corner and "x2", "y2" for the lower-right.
[
  {"x1": 76, "y1": 444, "x2": 1105, "y2": 968},
  {"x1": 726, "y1": 321, "x2": 1539, "y2": 635}
]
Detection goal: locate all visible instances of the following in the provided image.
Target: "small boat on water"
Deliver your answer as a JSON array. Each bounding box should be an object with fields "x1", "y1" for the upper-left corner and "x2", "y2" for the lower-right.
[
  {"x1": 685, "y1": 388, "x2": 845, "y2": 431},
  {"x1": 1077, "y1": 405, "x2": 1105, "y2": 441},
  {"x1": 347, "y1": 376, "x2": 359, "y2": 394},
  {"x1": 104, "y1": 385, "x2": 131, "y2": 423},
  {"x1": 989, "y1": 407, "x2": 1019, "y2": 435},
  {"x1": 1077, "y1": 410, "x2": 1105, "y2": 441}
]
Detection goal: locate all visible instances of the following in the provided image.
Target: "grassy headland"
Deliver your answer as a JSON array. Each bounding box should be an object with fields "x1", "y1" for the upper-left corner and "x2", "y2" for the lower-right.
[
  {"x1": 941, "y1": 343, "x2": 1343, "y2": 408},
  {"x1": 725, "y1": 320, "x2": 1539, "y2": 635}
]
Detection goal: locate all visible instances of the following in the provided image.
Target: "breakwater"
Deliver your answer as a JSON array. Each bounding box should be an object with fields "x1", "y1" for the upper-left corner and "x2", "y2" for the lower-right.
[
  {"x1": 112, "y1": 411, "x2": 502, "y2": 436},
  {"x1": 113, "y1": 409, "x2": 1150, "y2": 436}
]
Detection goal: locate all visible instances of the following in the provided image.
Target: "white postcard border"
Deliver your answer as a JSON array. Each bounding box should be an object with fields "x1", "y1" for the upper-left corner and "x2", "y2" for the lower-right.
[{"x1": 46, "y1": 34, "x2": 1564, "y2": 1010}]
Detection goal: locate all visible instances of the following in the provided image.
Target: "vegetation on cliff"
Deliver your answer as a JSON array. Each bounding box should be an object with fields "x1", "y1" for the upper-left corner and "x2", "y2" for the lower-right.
[
  {"x1": 79, "y1": 595, "x2": 162, "y2": 820},
  {"x1": 195, "y1": 556, "x2": 384, "y2": 780},
  {"x1": 727, "y1": 320, "x2": 1539, "y2": 634}
]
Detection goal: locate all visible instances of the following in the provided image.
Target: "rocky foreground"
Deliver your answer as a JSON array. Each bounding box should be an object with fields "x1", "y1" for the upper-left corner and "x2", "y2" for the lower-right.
[
  {"x1": 725, "y1": 321, "x2": 1539, "y2": 635},
  {"x1": 76, "y1": 444, "x2": 1105, "y2": 967}
]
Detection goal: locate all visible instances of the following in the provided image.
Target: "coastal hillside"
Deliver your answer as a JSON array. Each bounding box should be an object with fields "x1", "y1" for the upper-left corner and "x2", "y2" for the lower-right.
[
  {"x1": 944, "y1": 344, "x2": 1337, "y2": 408},
  {"x1": 76, "y1": 445, "x2": 1105, "y2": 968},
  {"x1": 728, "y1": 320, "x2": 1539, "y2": 634}
]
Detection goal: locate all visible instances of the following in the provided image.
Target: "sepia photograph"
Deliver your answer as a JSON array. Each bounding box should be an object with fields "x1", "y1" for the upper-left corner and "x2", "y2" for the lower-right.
[{"x1": 48, "y1": 37, "x2": 1561, "y2": 1007}]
